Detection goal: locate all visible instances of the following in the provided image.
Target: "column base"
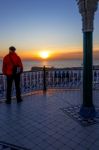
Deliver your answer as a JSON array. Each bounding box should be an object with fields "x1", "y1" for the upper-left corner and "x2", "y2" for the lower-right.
[{"x1": 80, "y1": 105, "x2": 96, "y2": 119}]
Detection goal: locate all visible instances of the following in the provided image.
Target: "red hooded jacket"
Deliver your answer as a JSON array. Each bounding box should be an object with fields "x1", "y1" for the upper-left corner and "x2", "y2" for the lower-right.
[{"x1": 2, "y1": 52, "x2": 23, "y2": 76}]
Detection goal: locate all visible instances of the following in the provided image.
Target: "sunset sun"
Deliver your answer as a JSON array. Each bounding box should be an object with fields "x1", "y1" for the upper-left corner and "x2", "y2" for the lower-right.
[{"x1": 39, "y1": 51, "x2": 49, "y2": 59}]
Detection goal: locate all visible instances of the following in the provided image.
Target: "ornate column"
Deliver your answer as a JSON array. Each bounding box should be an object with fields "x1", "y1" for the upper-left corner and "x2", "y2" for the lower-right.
[{"x1": 76, "y1": 0, "x2": 99, "y2": 118}]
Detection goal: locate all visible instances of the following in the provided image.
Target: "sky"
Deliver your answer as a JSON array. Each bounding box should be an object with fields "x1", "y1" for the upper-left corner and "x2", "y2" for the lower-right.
[{"x1": 0, "y1": 0, "x2": 99, "y2": 60}]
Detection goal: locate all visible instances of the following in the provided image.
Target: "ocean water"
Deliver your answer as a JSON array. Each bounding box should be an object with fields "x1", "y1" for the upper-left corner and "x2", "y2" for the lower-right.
[{"x1": 0, "y1": 59, "x2": 99, "y2": 73}]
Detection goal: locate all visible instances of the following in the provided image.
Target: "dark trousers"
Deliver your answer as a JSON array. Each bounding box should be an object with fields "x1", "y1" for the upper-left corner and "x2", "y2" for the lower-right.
[{"x1": 6, "y1": 74, "x2": 21, "y2": 101}]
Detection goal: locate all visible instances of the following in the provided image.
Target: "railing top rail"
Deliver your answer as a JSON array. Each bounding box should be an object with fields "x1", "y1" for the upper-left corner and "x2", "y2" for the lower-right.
[
  {"x1": 0, "y1": 69, "x2": 43, "y2": 75},
  {"x1": 1, "y1": 67, "x2": 99, "y2": 75}
]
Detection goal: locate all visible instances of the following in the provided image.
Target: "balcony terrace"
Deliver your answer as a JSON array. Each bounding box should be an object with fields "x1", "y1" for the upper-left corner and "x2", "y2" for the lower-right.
[{"x1": 0, "y1": 68, "x2": 99, "y2": 150}]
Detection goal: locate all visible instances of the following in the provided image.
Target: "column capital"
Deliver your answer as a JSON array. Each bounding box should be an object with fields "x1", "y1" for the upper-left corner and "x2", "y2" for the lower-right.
[{"x1": 76, "y1": 0, "x2": 99, "y2": 32}]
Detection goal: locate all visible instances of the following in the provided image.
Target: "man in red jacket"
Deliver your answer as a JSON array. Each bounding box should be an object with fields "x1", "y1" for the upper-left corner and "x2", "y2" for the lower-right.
[{"x1": 2, "y1": 46, "x2": 23, "y2": 104}]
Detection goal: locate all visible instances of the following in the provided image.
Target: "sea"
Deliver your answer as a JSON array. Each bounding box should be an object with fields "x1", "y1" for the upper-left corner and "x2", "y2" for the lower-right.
[{"x1": 0, "y1": 59, "x2": 99, "y2": 73}]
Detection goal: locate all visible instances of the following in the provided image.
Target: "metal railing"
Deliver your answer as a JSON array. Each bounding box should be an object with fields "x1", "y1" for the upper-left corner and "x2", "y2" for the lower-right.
[{"x1": 0, "y1": 67, "x2": 99, "y2": 100}]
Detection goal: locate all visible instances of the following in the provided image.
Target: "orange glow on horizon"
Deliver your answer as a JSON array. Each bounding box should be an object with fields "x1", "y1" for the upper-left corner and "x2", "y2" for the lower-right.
[
  {"x1": 39, "y1": 51, "x2": 50, "y2": 59},
  {"x1": 0, "y1": 46, "x2": 99, "y2": 60}
]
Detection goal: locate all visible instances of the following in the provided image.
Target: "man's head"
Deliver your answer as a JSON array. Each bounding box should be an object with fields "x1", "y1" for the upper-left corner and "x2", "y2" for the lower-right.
[{"x1": 9, "y1": 46, "x2": 16, "y2": 52}]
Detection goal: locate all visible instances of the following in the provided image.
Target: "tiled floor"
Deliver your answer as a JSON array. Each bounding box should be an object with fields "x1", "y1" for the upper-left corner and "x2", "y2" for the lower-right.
[
  {"x1": 0, "y1": 89, "x2": 99, "y2": 150},
  {"x1": 0, "y1": 141, "x2": 30, "y2": 150}
]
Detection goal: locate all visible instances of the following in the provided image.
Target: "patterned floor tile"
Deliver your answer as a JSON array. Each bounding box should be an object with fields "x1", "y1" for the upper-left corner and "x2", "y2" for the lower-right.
[{"x1": 61, "y1": 105, "x2": 99, "y2": 126}]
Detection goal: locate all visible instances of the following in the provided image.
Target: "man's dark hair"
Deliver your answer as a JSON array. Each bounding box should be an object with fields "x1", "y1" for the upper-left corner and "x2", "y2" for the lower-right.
[{"x1": 9, "y1": 46, "x2": 16, "y2": 51}]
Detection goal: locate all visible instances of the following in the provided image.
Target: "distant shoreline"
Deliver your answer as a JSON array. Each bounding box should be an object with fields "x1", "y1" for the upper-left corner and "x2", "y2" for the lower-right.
[{"x1": 0, "y1": 59, "x2": 99, "y2": 73}]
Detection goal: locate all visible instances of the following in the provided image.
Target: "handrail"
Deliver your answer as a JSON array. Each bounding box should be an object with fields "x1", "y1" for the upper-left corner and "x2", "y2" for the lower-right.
[{"x1": 0, "y1": 67, "x2": 99, "y2": 100}]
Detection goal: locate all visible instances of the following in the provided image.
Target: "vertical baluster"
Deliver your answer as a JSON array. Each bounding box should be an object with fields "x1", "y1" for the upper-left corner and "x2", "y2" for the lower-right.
[
  {"x1": 23, "y1": 72, "x2": 26, "y2": 92},
  {"x1": 56, "y1": 70, "x2": 58, "y2": 87},
  {"x1": 54, "y1": 70, "x2": 56, "y2": 88},
  {"x1": 96, "y1": 71, "x2": 98, "y2": 83},
  {"x1": 27, "y1": 72, "x2": 29, "y2": 92},
  {"x1": 31, "y1": 71, "x2": 34, "y2": 91},
  {"x1": 39, "y1": 71, "x2": 41, "y2": 89},
  {"x1": 25, "y1": 72, "x2": 27, "y2": 92},
  {"x1": 36, "y1": 71, "x2": 38, "y2": 90},
  {"x1": 34, "y1": 72, "x2": 36, "y2": 90},
  {"x1": 57, "y1": 70, "x2": 59, "y2": 87},
  {"x1": 73, "y1": 71, "x2": 76, "y2": 87},
  {"x1": 43, "y1": 66, "x2": 46, "y2": 91},
  {"x1": 93, "y1": 70, "x2": 94, "y2": 82},
  {"x1": 37, "y1": 71, "x2": 39, "y2": 89},
  {"x1": 95, "y1": 70, "x2": 97, "y2": 82},
  {"x1": 30, "y1": 72, "x2": 32, "y2": 92},
  {"x1": 72, "y1": 71, "x2": 74, "y2": 88},
  {"x1": 64, "y1": 70, "x2": 66, "y2": 87},
  {"x1": 50, "y1": 71, "x2": 52, "y2": 87},
  {"x1": 56, "y1": 71, "x2": 58, "y2": 87},
  {"x1": 46, "y1": 70, "x2": 48, "y2": 90},
  {"x1": 39, "y1": 71, "x2": 40, "y2": 89},
  {"x1": 49, "y1": 70, "x2": 52, "y2": 88},
  {"x1": 32, "y1": 72, "x2": 34, "y2": 90},
  {"x1": 39, "y1": 71, "x2": 42, "y2": 89},
  {"x1": 66, "y1": 70, "x2": 68, "y2": 88},
  {"x1": 50, "y1": 70, "x2": 52, "y2": 88},
  {"x1": 50, "y1": 71, "x2": 52, "y2": 88},
  {"x1": 42, "y1": 70, "x2": 44, "y2": 89},
  {"x1": 53, "y1": 70, "x2": 55, "y2": 87},
  {"x1": 55, "y1": 70, "x2": 58, "y2": 88},
  {"x1": 76, "y1": 71, "x2": 78, "y2": 87},
  {"x1": 52, "y1": 70, "x2": 55, "y2": 88},
  {"x1": 75, "y1": 71, "x2": 77, "y2": 87},
  {"x1": 38, "y1": 71, "x2": 40, "y2": 89},
  {"x1": 78, "y1": 70, "x2": 80, "y2": 86},
  {"x1": 33, "y1": 72, "x2": 36, "y2": 90},
  {"x1": 36, "y1": 72, "x2": 38, "y2": 89},
  {"x1": 35, "y1": 71, "x2": 38, "y2": 90},
  {"x1": 28, "y1": 72, "x2": 30, "y2": 92},
  {"x1": 74, "y1": 71, "x2": 76, "y2": 87},
  {"x1": 97, "y1": 71, "x2": 99, "y2": 83},
  {"x1": 51, "y1": 70, "x2": 54, "y2": 88},
  {"x1": 63, "y1": 70, "x2": 65, "y2": 87},
  {"x1": 60, "y1": 70, "x2": 62, "y2": 87},
  {"x1": 97, "y1": 71, "x2": 99, "y2": 89},
  {"x1": 46, "y1": 70, "x2": 48, "y2": 88},
  {"x1": 59, "y1": 70, "x2": 61, "y2": 87},
  {"x1": 62, "y1": 70, "x2": 64, "y2": 87},
  {"x1": 78, "y1": 70, "x2": 81, "y2": 86},
  {"x1": 26, "y1": 72, "x2": 28, "y2": 92},
  {"x1": 68, "y1": 70, "x2": 71, "y2": 88},
  {"x1": 71, "y1": 70, "x2": 73, "y2": 88}
]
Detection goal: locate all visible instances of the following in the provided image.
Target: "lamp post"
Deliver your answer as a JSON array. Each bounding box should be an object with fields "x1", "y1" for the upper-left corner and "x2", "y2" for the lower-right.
[{"x1": 76, "y1": 0, "x2": 99, "y2": 118}]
